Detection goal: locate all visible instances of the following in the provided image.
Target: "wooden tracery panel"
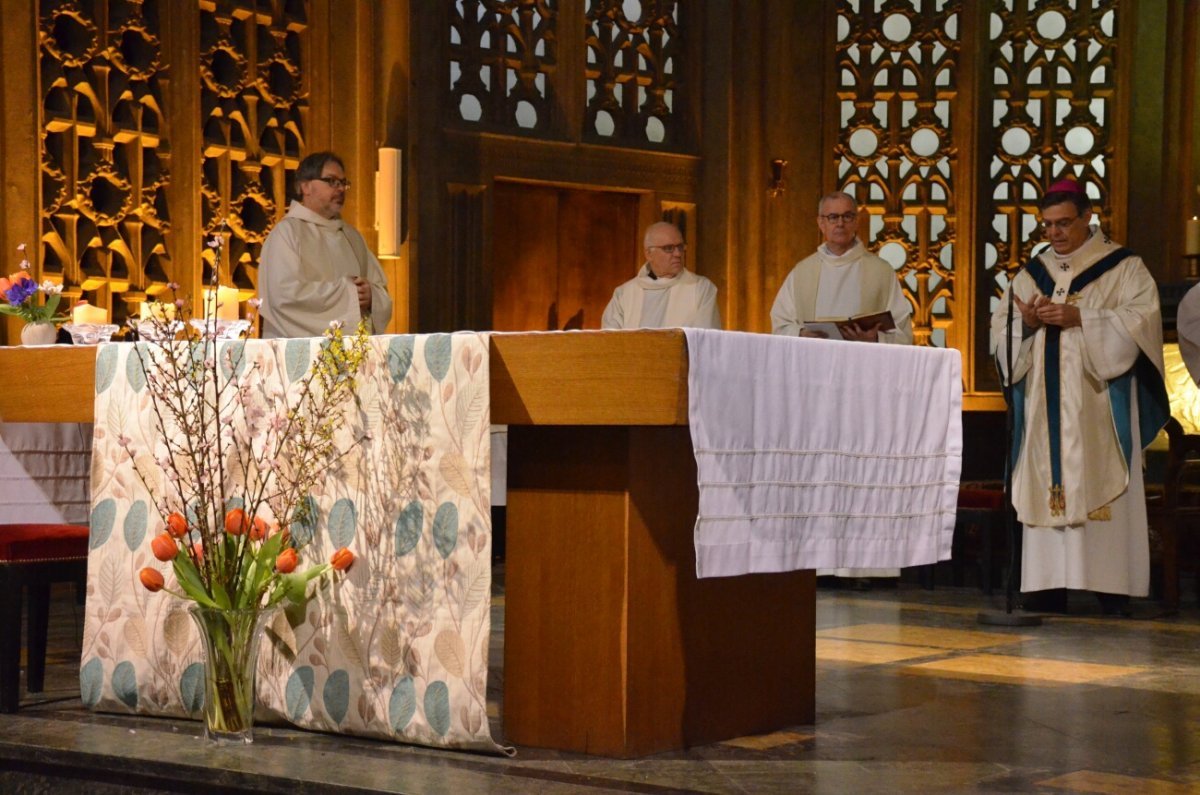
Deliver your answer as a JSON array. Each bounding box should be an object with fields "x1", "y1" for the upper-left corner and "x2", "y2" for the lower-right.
[
  {"x1": 199, "y1": 0, "x2": 308, "y2": 296},
  {"x1": 834, "y1": 0, "x2": 962, "y2": 348},
  {"x1": 584, "y1": 0, "x2": 682, "y2": 147},
  {"x1": 982, "y1": 1, "x2": 1120, "y2": 314},
  {"x1": 39, "y1": 0, "x2": 172, "y2": 325}
]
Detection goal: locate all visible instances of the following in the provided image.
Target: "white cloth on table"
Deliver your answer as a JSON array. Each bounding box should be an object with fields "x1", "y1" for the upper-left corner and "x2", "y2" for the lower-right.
[
  {"x1": 682, "y1": 328, "x2": 962, "y2": 578},
  {"x1": 0, "y1": 422, "x2": 92, "y2": 525}
]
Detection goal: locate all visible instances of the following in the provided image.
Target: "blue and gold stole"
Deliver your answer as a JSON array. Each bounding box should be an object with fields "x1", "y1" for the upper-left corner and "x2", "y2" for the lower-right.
[{"x1": 1008, "y1": 248, "x2": 1169, "y2": 517}]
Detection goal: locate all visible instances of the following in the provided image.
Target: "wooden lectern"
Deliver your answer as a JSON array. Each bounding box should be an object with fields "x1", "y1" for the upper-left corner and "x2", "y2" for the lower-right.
[{"x1": 0, "y1": 332, "x2": 815, "y2": 757}]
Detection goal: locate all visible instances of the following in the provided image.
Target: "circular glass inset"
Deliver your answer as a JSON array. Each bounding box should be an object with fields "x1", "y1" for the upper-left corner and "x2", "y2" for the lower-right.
[
  {"x1": 848, "y1": 128, "x2": 878, "y2": 157},
  {"x1": 882, "y1": 14, "x2": 911, "y2": 42},
  {"x1": 910, "y1": 128, "x2": 940, "y2": 157},
  {"x1": 1036, "y1": 10, "x2": 1067, "y2": 40},
  {"x1": 878, "y1": 242, "x2": 907, "y2": 270},
  {"x1": 1064, "y1": 126, "x2": 1095, "y2": 155},
  {"x1": 1001, "y1": 127, "x2": 1032, "y2": 156},
  {"x1": 458, "y1": 94, "x2": 482, "y2": 122}
]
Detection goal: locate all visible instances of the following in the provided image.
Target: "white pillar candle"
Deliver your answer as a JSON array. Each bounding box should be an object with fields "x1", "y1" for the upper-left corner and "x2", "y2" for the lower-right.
[
  {"x1": 202, "y1": 287, "x2": 241, "y2": 320},
  {"x1": 1187, "y1": 216, "x2": 1200, "y2": 256},
  {"x1": 73, "y1": 301, "x2": 107, "y2": 325}
]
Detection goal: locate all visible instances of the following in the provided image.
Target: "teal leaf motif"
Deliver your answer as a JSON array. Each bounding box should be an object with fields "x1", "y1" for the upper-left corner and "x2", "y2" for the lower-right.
[
  {"x1": 394, "y1": 502, "x2": 422, "y2": 556},
  {"x1": 432, "y1": 502, "x2": 458, "y2": 559},
  {"x1": 424, "y1": 334, "x2": 452, "y2": 381},
  {"x1": 219, "y1": 340, "x2": 247, "y2": 380},
  {"x1": 286, "y1": 666, "x2": 315, "y2": 721},
  {"x1": 112, "y1": 661, "x2": 139, "y2": 709},
  {"x1": 80, "y1": 657, "x2": 104, "y2": 708},
  {"x1": 90, "y1": 498, "x2": 116, "y2": 550},
  {"x1": 424, "y1": 680, "x2": 451, "y2": 736},
  {"x1": 291, "y1": 495, "x2": 319, "y2": 546},
  {"x1": 125, "y1": 346, "x2": 147, "y2": 393},
  {"x1": 323, "y1": 669, "x2": 350, "y2": 725},
  {"x1": 327, "y1": 498, "x2": 357, "y2": 549},
  {"x1": 224, "y1": 496, "x2": 244, "y2": 514},
  {"x1": 180, "y1": 662, "x2": 205, "y2": 714},
  {"x1": 389, "y1": 676, "x2": 416, "y2": 732},
  {"x1": 387, "y1": 336, "x2": 415, "y2": 382},
  {"x1": 122, "y1": 500, "x2": 148, "y2": 551},
  {"x1": 285, "y1": 339, "x2": 312, "y2": 383},
  {"x1": 95, "y1": 345, "x2": 118, "y2": 394}
]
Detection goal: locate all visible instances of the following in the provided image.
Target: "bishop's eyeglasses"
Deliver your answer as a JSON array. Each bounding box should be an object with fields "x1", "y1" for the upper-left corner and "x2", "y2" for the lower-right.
[
  {"x1": 1040, "y1": 216, "x2": 1079, "y2": 232},
  {"x1": 648, "y1": 243, "x2": 687, "y2": 254}
]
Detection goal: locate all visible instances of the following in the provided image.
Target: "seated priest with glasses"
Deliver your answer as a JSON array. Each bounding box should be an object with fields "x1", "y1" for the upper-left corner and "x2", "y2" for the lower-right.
[
  {"x1": 990, "y1": 178, "x2": 1168, "y2": 616},
  {"x1": 259, "y1": 151, "x2": 392, "y2": 339},
  {"x1": 601, "y1": 221, "x2": 721, "y2": 330},
  {"x1": 770, "y1": 191, "x2": 914, "y2": 344}
]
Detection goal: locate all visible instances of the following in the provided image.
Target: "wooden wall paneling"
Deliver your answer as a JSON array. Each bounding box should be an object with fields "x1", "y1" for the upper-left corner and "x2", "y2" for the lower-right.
[
  {"x1": 375, "y1": 1, "x2": 413, "y2": 333},
  {"x1": 556, "y1": 187, "x2": 640, "y2": 329},
  {"x1": 491, "y1": 181, "x2": 561, "y2": 331},
  {"x1": 162, "y1": 3, "x2": 200, "y2": 304},
  {"x1": 0, "y1": 2, "x2": 40, "y2": 345}
]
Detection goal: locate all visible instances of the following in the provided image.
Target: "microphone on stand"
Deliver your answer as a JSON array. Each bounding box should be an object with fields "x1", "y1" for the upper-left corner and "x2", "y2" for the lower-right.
[{"x1": 979, "y1": 277, "x2": 1042, "y2": 626}]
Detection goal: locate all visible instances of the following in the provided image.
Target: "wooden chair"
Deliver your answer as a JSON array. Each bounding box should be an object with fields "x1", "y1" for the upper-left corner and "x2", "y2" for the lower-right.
[
  {"x1": 1147, "y1": 418, "x2": 1200, "y2": 611},
  {"x1": 916, "y1": 483, "x2": 1006, "y2": 592},
  {"x1": 0, "y1": 523, "x2": 89, "y2": 712}
]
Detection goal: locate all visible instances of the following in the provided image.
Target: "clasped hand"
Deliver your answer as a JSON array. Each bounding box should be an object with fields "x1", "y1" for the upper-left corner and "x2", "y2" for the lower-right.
[{"x1": 1014, "y1": 294, "x2": 1081, "y2": 330}]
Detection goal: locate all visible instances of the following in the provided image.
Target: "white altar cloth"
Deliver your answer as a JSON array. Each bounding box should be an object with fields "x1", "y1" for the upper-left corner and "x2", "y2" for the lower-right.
[{"x1": 683, "y1": 329, "x2": 962, "y2": 578}]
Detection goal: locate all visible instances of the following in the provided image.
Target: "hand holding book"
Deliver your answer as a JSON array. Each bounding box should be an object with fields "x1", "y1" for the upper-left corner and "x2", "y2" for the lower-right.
[{"x1": 802, "y1": 310, "x2": 895, "y2": 341}]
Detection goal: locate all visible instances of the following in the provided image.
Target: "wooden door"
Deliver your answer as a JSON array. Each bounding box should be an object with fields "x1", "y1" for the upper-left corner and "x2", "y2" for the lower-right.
[{"x1": 492, "y1": 182, "x2": 640, "y2": 331}]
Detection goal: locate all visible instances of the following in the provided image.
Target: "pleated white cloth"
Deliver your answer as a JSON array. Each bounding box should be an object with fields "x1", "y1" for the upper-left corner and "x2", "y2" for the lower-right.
[
  {"x1": 0, "y1": 422, "x2": 93, "y2": 524},
  {"x1": 683, "y1": 329, "x2": 962, "y2": 578}
]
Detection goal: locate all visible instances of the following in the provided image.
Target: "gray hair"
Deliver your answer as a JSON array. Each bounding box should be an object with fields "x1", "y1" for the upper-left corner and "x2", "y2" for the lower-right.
[
  {"x1": 817, "y1": 191, "x2": 856, "y2": 215},
  {"x1": 643, "y1": 221, "x2": 683, "y2": 248},
  {"x1": 293, "y1": 151, "x2": 345, "y2": 199}
]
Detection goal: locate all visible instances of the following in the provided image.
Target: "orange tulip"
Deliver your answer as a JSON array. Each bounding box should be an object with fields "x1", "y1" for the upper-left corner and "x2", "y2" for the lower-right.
[
  {"x1": 0, "y1": 277, "x2": 10, "y2": 293},
  {"x1": 224, "y1": 508, "x2": 248, "y2": 536},
  {"x1": 191, "y1": 541, "x2": 204, "y2": 562},
  {"x1": 275, "y1": 548, "x2": 298, "y2": 573},
  {"x1": 165, "y1": 512, "x2": 188, "y2": 538},
  {"x1": 250, "y1": 515, "x2": 269, "y2": 541},
  {"x1": 150, "y1": 532, "x2": 178, "y2": 562},
  {"x1": 330, "y1": 547, "x2": 355, "y2": 572},
  {"x1": 139, "y1": 568, "x2": 164, "y2": 592}
]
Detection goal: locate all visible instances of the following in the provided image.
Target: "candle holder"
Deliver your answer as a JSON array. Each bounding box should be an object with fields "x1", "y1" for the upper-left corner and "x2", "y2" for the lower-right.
[
  {"x1": 64, "y1": 322, "x2": 120, "y2": 345},
  {"x1": 189, "y1": 318, "x2": 251, "y2": 340},
  {"x1": 135, "y1": 319, "x2": 184, "y2": 343}
]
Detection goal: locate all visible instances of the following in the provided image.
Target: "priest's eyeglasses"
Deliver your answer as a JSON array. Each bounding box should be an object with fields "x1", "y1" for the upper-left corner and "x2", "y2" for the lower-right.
[
  {"x1": 820, "y1": 212, "x2": 858, "y2": 224},
  {"x1": 648, "y1": 243, "x2": 687, "y2": 254},
  {"x1": 315, "y1": 176, "x2": 352, "y2": 190},
  {"x1": 1040, "y1": 216, "x2": 1078, "y2": 232}
]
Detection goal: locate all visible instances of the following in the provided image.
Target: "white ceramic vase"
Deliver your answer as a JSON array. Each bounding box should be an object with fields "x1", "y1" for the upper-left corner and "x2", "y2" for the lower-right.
[{"x1": 20, "y1": 322, "x2": 57, "y2": 346}]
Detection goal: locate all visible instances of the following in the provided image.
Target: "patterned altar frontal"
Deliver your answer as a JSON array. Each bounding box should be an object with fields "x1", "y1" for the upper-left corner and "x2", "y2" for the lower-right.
[{"x1": 80, "y1": 333, "x2": 499, "y2": 752}]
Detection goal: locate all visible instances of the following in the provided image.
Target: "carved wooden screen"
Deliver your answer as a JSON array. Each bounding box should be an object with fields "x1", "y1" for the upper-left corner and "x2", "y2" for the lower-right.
[
  {"x1": 584, "y1": 0, "x2": 681, "y2": 146},
  {"x1": 199, "y1": 0, "x2": 308, "y2": 299},
  {"x1": 447, "y1": 0, "x2": 684, "y2": 148},
  {"x1": 978, "y1": 0, "x2": 1120, "y2": 388},
  {"x1": 39, "y1": 0, "x2": 172, "y2": 326},
  {"x1": 834, "y1": 0, "x2": 961, "y2": 348}
]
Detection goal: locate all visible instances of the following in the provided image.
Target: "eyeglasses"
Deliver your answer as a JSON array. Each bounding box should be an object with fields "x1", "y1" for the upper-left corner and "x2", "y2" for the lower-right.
[
  {"x1": 1040, "y1": 216, "x2": 1078, "y2": 232},
  {"x1": 820, "y1": 212, "x2": 858, "y2": 225},
  {"x1": 314, "y1": 176, "x2": 351, "y2": 190},
  {"x1": 648, "y1": 243, "x2": 687, "y2": 254}
]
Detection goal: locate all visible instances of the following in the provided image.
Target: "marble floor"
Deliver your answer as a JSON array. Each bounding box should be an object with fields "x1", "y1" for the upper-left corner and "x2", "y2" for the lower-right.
[{"x1": 3, "y1": 575, "x2": 1200, "y2": 794}]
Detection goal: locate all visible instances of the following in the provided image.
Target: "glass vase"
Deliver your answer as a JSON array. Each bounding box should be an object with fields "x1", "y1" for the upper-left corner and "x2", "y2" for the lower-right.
[
  {"x1": 20, "y1": 321, "x2": 57, "y2": 346},
  {"x1": 187, "y1": 605, "x2": 276, "y2": 744}
]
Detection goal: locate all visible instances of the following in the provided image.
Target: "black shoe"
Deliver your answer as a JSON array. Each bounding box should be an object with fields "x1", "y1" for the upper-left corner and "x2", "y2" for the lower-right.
[
  {"x1": 1020, "y1": 588, "x2": 1068, "y2": 614},
  {"x1": 1096, "y1": 592, "x2": 1132, "y2": 617}
]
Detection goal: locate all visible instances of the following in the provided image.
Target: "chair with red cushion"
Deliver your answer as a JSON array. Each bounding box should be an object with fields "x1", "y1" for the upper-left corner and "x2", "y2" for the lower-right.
[{"x1": 0, "y1": 523, "x2": 90, "y2": 712}]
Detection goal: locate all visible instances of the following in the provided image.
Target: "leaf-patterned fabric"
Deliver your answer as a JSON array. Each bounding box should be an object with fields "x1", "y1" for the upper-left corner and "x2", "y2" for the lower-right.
[{"x1": 81, "y1": 333, "x2": 499, "y2": 752}]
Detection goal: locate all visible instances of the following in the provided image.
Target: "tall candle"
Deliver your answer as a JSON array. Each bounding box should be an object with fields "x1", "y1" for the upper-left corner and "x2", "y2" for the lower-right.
[
  {"x1": 202, "y1": 287, "x2": 241, "y2": 320},
  {"x1": 1187, "y1": 216, "x2": 1200, "y2": 256},
  {"x1": 73, "y1": 301, "x2": 107, "y2": 325}
]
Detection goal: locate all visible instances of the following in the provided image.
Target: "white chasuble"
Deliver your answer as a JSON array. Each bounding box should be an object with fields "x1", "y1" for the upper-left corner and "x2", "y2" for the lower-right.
[
  {"x1": 990, "y1": 230, "x2": 1168, "y2": 595},
  {"x1": 601, "y1": 265, "x2": 721, "y2": 330}
]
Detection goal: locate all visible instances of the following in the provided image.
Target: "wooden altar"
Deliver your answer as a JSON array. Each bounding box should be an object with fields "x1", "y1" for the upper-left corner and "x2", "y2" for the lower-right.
[{"x1": 0, "y1": 331, "x2": 815, "y2": 757}]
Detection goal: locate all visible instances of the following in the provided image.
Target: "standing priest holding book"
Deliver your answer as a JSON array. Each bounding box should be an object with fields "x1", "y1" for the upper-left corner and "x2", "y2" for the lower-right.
[
  {"x1": 990, "y1": 178, "x2": 1169, "y2": 616},
  {"x1": 770, "y1": 191, "x2": 913, "y2": 344},
  {"x1": 772, "y1": 190, "x2": 914, "y2": 585}
]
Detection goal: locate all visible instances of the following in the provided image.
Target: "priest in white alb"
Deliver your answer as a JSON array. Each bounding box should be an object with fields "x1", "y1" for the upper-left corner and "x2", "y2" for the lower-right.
[
  {"x1": 601, "y1": 222, "x2": 721, "y2": 330},
  {"x1": 259, "y1": 151, "x2": 392, "y2": 339},
  {"x1": 990, "y1": 178, "x2": 1168, "y2": 616},
  {"x1": 770, "y1": 191, "x2": 913, "y2": 344}
]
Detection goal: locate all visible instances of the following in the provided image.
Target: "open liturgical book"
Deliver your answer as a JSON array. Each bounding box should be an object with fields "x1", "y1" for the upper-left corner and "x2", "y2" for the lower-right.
[{"x1": 803, "y1": 310, "x2": 895, "y2": 340}]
